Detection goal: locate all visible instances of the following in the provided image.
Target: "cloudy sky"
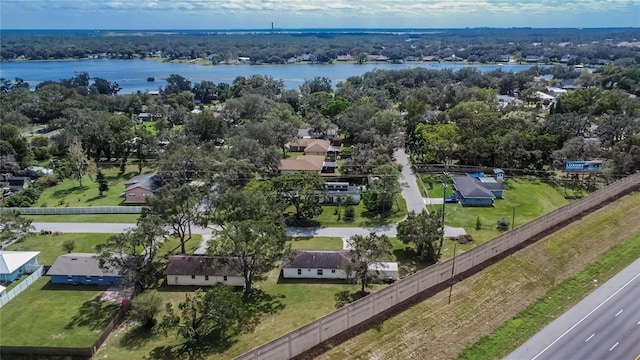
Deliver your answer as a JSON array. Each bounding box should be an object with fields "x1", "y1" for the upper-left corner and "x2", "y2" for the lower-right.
[{"x1": 1, "y1": 0, "x2": 639, "y2": 29}]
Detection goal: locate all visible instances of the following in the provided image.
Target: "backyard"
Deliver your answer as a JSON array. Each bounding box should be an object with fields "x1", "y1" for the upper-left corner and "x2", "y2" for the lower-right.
[
  {"x1": 0, "y1": 276, "x2": 120, "y2": 347},
  {"x1": 33, "y1": 164, "x2": 155, "y2": 207},
  {"x1": 6, "y1": 233, "x2": 114, "y2": 265}
]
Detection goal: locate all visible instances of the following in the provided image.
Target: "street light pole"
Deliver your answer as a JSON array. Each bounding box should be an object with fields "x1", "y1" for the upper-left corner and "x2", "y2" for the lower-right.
[{"x1": 448, "y1": 241, "x2": 457, "y2": 304}]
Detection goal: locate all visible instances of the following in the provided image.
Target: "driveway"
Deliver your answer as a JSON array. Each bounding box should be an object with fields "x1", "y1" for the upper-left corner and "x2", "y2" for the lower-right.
[{"x1": 394, "y1": 148, "x2": 426, "y2": 214}]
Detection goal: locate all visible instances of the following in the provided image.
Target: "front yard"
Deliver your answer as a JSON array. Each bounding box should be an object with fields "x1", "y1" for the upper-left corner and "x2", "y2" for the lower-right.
[
  {"x1": 0, "y1": 277, "x2": 120, "y2": 347},
  {"x1": 311, "y1": 196, "x2": 408, "y2": 227}
]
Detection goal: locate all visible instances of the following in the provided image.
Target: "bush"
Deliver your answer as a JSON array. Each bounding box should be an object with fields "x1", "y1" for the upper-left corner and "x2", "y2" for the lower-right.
[
  {"x1": 36, "y1": 175, "x2": 59, "y2": 188},
  {"x1": 344, "y1": 205, "x2": 356, "y2": 220},
  {"x1": 475, "y1": 216, "x2": 482, "y2": 230},
  {"x1": 4, "y1": 186, "x2": 42, "y2": 207},
  {"x1": 129, "y1": 290, "x2": 163, "y2": 329},
  {"x1": 496, "y1": 217, "x2": 510, "y2": 232}
]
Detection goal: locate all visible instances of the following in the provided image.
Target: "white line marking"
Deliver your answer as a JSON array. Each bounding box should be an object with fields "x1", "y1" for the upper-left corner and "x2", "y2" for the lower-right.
[
  {"x1": 585, "y1": 334, "x2": 595, "y2": 342},
  {"x1": 615, "y1": 309, "x2": 623, "y2": 317},
  {"x1": 531, "y1": 271, "x2": 640, "y2": 360},
  {"x1": 609, "y1": 342, "x2": 619, "y2": 351}
]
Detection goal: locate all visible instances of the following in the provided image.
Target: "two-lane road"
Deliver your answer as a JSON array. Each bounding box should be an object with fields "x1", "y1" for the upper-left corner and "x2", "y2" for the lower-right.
[{"x1": 506, "y1": 257, "x2": 640, "y2": 360}]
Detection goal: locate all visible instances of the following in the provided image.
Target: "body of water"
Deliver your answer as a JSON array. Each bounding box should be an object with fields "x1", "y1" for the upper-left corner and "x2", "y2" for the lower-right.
[{"x1": 0, "y1": 59, "x2": 538, "y2": 93}]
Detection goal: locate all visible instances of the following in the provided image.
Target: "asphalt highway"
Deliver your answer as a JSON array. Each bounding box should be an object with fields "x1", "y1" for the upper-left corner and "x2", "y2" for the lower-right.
[{"x1": 506, "y1": 257, "x2": 640, "y2": 360}]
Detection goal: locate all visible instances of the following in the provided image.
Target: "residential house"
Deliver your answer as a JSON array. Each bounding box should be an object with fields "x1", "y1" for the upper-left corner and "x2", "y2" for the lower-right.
[
  {"x1": 122, "y1": 172, "x2": 162, "y2": 204},
  {"x1": 404, "y1": 56, "x2": 420, "y2": 62},
  {"x1": 555, "y1": 78, "x2": 578, "y2": 90},
  {"x1": 452, "y1": 174, "x2": 505, "y2": 207},
  {"x1": 281, "y1": 250, "x2": 398, "y2": 280},
  {"x1": 279, "y1": 155, "x2": 326, "y2": 175},
  {"x1": 546, "y1": 87, "x2": 568, "y2": 97},
  {"x1": 137, "y1": 113, "x2": 154, "y2": 123},
  {"x1": 47, "y1": 253, "x2": 124, "y2": 285},
  {"x1": 321, "y1": 182, "x2": 362, "y2": 205},
  {"x1": 497, "y1": 95, "x2": 523, "y2": 108},
  {"x1": 336, "y1": 55, "x2": 354, "y2": 62},
  {"x1": 237, "y1": 56, "x2": 251, "y2": 63},
  {"x1": 443, "y1": 55, "x2": 464, "y2": 62},
  {"x1": 0, "y1": 251, "x2": 40, "y2": 283},
  {"x1": 366, "y1": 55, "x2": 389, "y2": 62},
  {"x1": 6, "y1": 176, "x2": 31, "y2": 193},
  {"x1": 422, "y1": 55, "x2": 440, "y2": 62},
  {"x1": 288, "y1": 139, "x2": 331, "y2": 154},
  {"x1": 163, "y1": 255, "x2": 245, "y2": 287}
]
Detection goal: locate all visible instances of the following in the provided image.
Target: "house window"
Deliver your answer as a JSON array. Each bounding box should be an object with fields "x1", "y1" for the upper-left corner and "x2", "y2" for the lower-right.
[
  {"x1": 128, "y1": 193, "x2": 136, "y2": 197},
  {"x1": 205, "y1": 275, "x2": 209, "y2": 281},
  {"x1": 191, "y1": 275, "x2": 196, "y2": 279},
  {"x1": 223, "y1": 276, "x2": 228, "y2": 281},
  {"x1": 317, "y1": 269, "x2": 323, "y2": 276},
  {"x1": 297, "y1": 269, "x2": 302, "y2": 275},
  {"x1": 331, "y1": 269, "x2": 336, "y2": 273},
  {"x1": 67, "y1": 275, "x2": 73, "y2": 280}
]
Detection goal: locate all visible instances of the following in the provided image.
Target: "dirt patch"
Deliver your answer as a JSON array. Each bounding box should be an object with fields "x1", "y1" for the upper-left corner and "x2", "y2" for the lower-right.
[{"x1": 311, "y1": 192, "x2": 640, "y2": 360}]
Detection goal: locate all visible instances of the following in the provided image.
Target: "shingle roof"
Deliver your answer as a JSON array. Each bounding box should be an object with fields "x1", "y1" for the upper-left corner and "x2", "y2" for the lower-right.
[
  {"x1": 452, "y1": 176, "x2": 495, "y2": 199},
  {"x1": 47, "y1": 253, "x2": 123, "y2": 277},
  {"x1": 0, "y1": 251, "x2": 40, "y2": 274},
  {"x1": 304, "y1": 140, "x2": 331, "y2": 153},
  {"x1": 163, "y1": 255, "x2": 243, "y2": 277},
  {"x1": 124, "y1": 173, "x2": 162, "y2": 192},
  {"x1": 279, "y1": 155, "x2": 325, "y2": 172},
  {"x1": 282, "y1": 250, "x2": 351, "y2": 269}
]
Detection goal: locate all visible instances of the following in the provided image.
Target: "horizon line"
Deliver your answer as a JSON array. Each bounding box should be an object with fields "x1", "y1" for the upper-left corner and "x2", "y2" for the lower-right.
[{"x1": 2, "y1": 26, "x2": 639, "y2": 31}]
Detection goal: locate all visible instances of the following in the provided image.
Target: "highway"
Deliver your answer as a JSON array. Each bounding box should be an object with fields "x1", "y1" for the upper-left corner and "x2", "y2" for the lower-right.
[{"x1": 506, "y1": 257, "x2": 640, "y2": 360}]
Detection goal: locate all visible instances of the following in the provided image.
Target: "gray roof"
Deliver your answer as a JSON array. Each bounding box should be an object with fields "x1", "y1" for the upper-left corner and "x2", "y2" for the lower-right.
[
  {"x1": 47, "y1": 253, "x2": 123, "y2": 277},
  {"x1": 124, "y1": 173, "x2": 162, "y2": 192},
  {"x1": 282, "y1": 250, "x2": 351, "y2": 269},
  {"x1": 452, "y1": 176, "x2": 495, "y2": 199},
  {"x1": 163, "y1": 255, "x2": 243, "y2": 277}
]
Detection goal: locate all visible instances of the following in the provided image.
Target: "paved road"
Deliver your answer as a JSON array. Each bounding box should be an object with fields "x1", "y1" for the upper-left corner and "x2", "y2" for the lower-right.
[
  {"x1": 506, "y1": 257, "x2": 640, "y2": 360},
  {"x1": 394, "y1": 148, "x2": 426, "y2": 214},
  {"x1": 32, "y1": 222, "x2": 466, "y2": 238}
]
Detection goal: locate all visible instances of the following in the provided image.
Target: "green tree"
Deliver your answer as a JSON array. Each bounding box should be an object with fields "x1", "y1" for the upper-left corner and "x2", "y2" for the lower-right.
[
  {"x1": 95, "y1": 169, "x2": 108, "y2": 197},
  {"x1": 160, "y1": 286, "x2": 245, "y2": 345},
  {"x1": 66, "y1": 138, "x2": 91, "y2": 187},
  {"x1": 348, "y1": 233, "x2": 393, "y2": 293},
  {"x1": 62, "y1": 240, "x2": 76, "y2": 253},
  {"x1": 272, "y1": 171, "x2": 324, "y2": 222},
  {"x1": 96, "y1": 215, "x2": 167, "y2": 292},
  {"x1": 414, "y1": 123, "x2": 460, "y2": 163},
  {"x1": 0, "y1": 211, "x2": 34, "y2": 244},
  {"x1": 363, "y1": 163, "x2": 401, "y2": 214},
  {"x1": 209, "y1": 220, "x2": 289, "y2": 296},
  {"x1": 146, "y1": 183, "x2": 202, "y2": 254},
  {"x1": 396, "y1": 210, "x2": 444, "y2": 263},
  {"x1": 129, "y1": 290, "x2": 163, "y2": 329}
]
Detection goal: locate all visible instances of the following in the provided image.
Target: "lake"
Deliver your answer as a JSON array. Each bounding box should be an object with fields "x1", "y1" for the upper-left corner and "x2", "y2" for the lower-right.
[{"x1": 0, "y1": 59, "x2": 538, "y2": 93}]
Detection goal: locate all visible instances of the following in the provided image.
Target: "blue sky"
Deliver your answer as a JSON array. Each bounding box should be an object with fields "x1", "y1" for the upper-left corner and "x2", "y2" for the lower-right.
[{"x1": 1, "y1": 0, "x2": 639, "y2": 29}]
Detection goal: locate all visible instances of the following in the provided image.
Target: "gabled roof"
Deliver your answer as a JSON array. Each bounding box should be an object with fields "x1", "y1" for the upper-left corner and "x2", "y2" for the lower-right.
[
  {"x1": 282, "y1": 250, "x2": 351, "y2": 269},
  {"x1": 452, "y1": 176, "x2": 495, "y2": 199},
  {"x1": 47, "y1": 253, "x2": 123, "y2": 277},
  {"x1": 304, "y1": 141, "x2": 331, "y2": 153},
  {"x1": 124, "y1": 173, "x2": 162, "y2": 192},
  {"x1": 279, "y1": 155, "x2": 325, "y2": 172},
  {"x1": 0, "y1": 251, "x2": 40, "y2": 274},
  {"x1": 163, "y1": 255, "x2": 243, "y2": 277}
]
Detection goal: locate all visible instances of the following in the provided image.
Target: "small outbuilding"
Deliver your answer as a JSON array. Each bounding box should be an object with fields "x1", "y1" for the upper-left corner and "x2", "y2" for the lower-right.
[
  {"x1": 163, "y1": 255, "x2": 245, "y2": 287},
  {"x1": 47, "y1": 253, "x2": 124, "y2": 286}
]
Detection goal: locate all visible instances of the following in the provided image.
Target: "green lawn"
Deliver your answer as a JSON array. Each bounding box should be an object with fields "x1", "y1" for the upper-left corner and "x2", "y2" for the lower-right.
[
  {"x1": 284, "y1": 151, "x2": 304, "y2": 160},
  {"x1": 422, "y1": 175, "x2": 454, "y2": 199},
  {"x1": 26, "y1": 214, "x2": 140, "y2": 223},
  {"x1": 0, "y1": 277, "x2": 119, "y2": 347},
  {"x1": 440, "y1": 178, "x2": 569, "y2": 242},
  {"x1": 33, "y1": 164, "x2": 154, "y2": 207},
  {"x1": 6, "y1": 233, "x2": 114, "y2": 265},
  {"x1": 157, "y1": 235, "x2": 203, "y2": 258},
  {"x1": 289, "y1": 236, "x2": 343, "y2": 250},
  {"x1": 311, "y1": 196, "x2": 407, "y2": 227}
]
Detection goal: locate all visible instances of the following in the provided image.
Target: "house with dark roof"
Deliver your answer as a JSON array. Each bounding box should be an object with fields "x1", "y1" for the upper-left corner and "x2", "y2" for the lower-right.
[
  {"x1": 281, "y1": 250, "x2": 398, "y2": 280},
  {"x1": 452, "y1": 174, "x2": 505, "y2": 207},
  {"x1": 6, "y1": 176, "x2": 31, "y2": 192},
  {"x1": 164, "y1": 255, "x2": 244, "y2": 287},
  {"x1": 122, "y1": 172, "x2": 162, "y2": 204},
  {"x1": 47, "y1": 253, "x2": 124, "y2": 285}
]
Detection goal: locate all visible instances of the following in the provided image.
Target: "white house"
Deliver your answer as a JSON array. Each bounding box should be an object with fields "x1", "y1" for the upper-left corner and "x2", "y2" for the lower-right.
[
  {"x1": 321, "y1": 182, "x2": 363, "y2": 205},
  {"x1": 281, "y1": 250, "x2": 398, "y2": 281},
  {"x1": 163, "y1": 255, "x2": 245, "y2": 287}
]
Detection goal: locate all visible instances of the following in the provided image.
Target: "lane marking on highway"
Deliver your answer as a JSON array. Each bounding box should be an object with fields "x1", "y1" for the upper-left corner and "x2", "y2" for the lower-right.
[
  {"x1": 585, "y1": 334, "x2": 595, "y2": 342},
  {"x1": 615, "y1": 309, "x2": 623, "y2": 317},
  {"x1": 609, "y1": 342, "x2": 619, "y2": 351},
  {"x1": 635, "y1": 353, "x2": 640, "y2": 360},
  {"x1": 531, "y1": 271, "x2": 640, "y2": 360}
]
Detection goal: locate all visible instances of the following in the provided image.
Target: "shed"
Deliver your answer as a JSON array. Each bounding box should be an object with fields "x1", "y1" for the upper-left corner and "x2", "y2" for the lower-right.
[
  {"x1": 47, "y1": 253, "x2": 123, "y2": 285},
  {"x1": 0, "y1": 251, "x2": 40, "y2": 283}
]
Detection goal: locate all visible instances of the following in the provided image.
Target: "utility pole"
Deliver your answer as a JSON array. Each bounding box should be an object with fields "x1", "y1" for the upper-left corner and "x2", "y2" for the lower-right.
[
  {"x1": 448, "y1": 241, "x2": 457, "y2": 304},
  {"x1": 438, "y1": 159, "x2": 448, "y2": 254},
  {"x1": 511, "y1": 207, "x2": 515, "y2": 230}
]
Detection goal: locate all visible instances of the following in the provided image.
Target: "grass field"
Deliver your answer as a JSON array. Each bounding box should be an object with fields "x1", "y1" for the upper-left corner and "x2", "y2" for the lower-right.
[
  {"x1": 312, "y1": 196, "x2": 407, "y2": 227},
  {"x1": 0, "y1": 277, "x2": 119, "y2": 347},
  {"x1": 33, "y1": 164, "x2": 154, "y2": 207},
  {"x1": 157, "y1": 235, "x2": 203, "y2": 258},
  {"x1": 289, "y1": 236, "x2": 343, "y2": 250},
  {"x1": 315, "y1": 192, "x2": 640, "y2": 360},
  {"x1": 6, "y1": 233, "x2": 114, "y2": 265},
  {"x1": 440, "y1": 178, "x2": 569, "y2": 242},
  {"x1": 26, "y1": 214, "x2": 140, "y2": 223}
]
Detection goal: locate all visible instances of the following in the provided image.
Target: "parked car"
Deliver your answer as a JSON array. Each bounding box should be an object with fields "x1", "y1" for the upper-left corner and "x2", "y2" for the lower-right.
[{"x1": 444, "y1": 194, "x2": 458, "y2": 203}]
